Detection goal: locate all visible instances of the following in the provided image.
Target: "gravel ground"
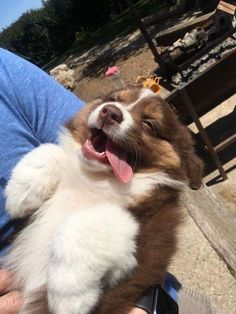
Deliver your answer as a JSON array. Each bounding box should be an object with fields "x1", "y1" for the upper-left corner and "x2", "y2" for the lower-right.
[
  {"x1": 169, "y1": 210, "x2": 236, "y2": 314},
  {"x1": 170, "y1": 94, "x2": 236, "y2": 314},
  {"x1": 189, "y1": 93, "x2": 236, "y2": 216}
]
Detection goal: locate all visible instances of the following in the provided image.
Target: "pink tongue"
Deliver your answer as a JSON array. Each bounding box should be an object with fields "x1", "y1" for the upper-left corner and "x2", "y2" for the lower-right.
[{"x1": 106, "y1": 140, "x2": 133, "y2": 183}]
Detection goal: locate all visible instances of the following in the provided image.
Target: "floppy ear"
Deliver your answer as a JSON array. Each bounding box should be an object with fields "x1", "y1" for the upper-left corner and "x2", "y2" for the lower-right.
[
  {"x1": 185, "y1": 150, "x2": 204, "y2": 190},
  {"x1": 175, "y1": 121, "x2": 204, "y2": 190}
]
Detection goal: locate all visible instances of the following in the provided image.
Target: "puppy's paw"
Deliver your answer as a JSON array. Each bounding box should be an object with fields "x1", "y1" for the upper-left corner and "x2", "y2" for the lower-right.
[
  {"x1": 5, "y1": 144, "x2": 65, "y2": 219},
  {"x1": 48, "y1": 289, "x2": 100, "y2": 314}
]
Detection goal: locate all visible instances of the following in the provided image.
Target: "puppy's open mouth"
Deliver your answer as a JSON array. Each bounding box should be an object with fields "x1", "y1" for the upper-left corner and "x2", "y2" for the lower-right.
[{"x1": 82, "y1": 129, "x2": 133, "y2": 183}]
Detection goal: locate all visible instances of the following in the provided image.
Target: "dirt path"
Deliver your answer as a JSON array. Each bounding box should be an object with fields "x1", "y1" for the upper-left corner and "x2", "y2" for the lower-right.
[{"x1": 73, "y1": 46, "x2": 156, "y2": 102}]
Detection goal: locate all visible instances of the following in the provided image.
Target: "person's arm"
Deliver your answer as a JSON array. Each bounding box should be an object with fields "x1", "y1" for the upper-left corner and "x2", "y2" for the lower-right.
[
  {"x1": 129, "y1": 309, "x2": 147, "y2": 314},
  {"x1": 0, "y1": 48, "x2": 85, "y2": 255},
  {"x1": 0, "y1": 48, "x2": 84, "y2": 181}
]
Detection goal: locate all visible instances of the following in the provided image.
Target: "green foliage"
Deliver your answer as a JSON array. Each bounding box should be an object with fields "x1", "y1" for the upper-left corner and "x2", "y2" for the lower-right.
[
  {"x1": 0, "y1": 8, "x2": 56, "y2": 65},
  {"x1": 75, "y1": 28, "x2": 92, "y2": 45},
  {"x1": 0, "y1": 0, "x2": 163, "y2": 66}
]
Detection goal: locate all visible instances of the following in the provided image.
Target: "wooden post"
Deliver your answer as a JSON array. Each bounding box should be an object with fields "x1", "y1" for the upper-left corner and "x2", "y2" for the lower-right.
[
  {"x1": 125, "y1": 0, "x2": 167, "y2": 75},
  {"x1": 179, "y1": 87, "x2": 228, "y2": 180},
  {"x1": 178, "y1": 88, "x2": 228, "y2": 180},
  {"x1": 184, "y1": 185, "x2": 236, "y2": 275}
]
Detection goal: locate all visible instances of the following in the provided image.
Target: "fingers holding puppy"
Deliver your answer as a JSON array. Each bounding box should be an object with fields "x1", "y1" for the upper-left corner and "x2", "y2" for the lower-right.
[{"x1": 0, "y1": 270, "x2": 23, "y2": 314}]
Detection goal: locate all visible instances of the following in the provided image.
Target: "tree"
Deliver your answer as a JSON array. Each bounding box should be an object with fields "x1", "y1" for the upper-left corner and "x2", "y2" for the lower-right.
[
  {"x1": 0, "y1": 0, "x2": 136, "y2": 66},
  {"x1": 0, "y1": 9, "x2": 57, "y2": 65}
]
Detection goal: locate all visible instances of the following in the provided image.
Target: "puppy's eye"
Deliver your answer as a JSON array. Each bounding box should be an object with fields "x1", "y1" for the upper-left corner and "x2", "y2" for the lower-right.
[
  {"x1": 142, "y1": 119, "x2": 163, "y2": 139},
  {"x1": 106, "y1": 96, "x2": 117, "y2": 102},
  {"x1": 142, "y1": 119, "x2": 156, "y2": 132}
]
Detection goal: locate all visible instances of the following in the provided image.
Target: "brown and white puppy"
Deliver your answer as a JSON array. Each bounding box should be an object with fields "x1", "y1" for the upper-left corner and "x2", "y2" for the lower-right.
[{"x1": 3, "y1": 86, "x2": 203, "y2": 314}]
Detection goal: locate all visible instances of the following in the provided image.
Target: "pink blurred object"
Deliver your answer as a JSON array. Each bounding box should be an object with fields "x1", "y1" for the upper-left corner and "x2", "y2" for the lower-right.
[
  {"x1": 105, "y1": 66, "x2": 120, "y2": 76},
  {"x1": 105, "y1": 66, "x2": 125, "y2": 88}
]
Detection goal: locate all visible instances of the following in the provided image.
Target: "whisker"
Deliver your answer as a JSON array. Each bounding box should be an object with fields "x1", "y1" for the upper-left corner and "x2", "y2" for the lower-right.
[{"x1": 120, "y1": 139, "x2": 140, "y2": 171}]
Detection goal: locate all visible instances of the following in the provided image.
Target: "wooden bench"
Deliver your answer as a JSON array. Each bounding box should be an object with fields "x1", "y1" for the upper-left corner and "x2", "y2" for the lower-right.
[
  {"x1": 165, "y1": 48, "x2": 236, "y2": 180},
  {"x1": 184, "y1": 185, "x2": 236, "y2": 275}
]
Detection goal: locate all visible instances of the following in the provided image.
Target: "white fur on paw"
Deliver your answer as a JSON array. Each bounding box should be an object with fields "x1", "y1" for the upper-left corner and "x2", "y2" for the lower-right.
[
  {"x1": 48, "y1": 288, "x2": 100, "y2": 314},
  {"x1": 5, "y1": 144, "x2": 65, "y2": 219}
]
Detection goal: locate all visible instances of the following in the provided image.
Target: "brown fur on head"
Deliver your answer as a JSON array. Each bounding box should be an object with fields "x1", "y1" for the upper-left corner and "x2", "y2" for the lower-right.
[{"x1": 66, "y1": 85, "x2": 203, "y2": 189}]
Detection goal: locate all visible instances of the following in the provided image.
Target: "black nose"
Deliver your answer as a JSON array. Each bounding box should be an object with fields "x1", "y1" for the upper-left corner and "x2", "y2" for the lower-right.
[{"x1": 99, "y1": 105, "x2": 123, "y2": 127}]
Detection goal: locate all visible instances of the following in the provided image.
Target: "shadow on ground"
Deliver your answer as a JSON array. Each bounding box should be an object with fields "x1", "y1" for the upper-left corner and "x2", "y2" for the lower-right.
[
  {"x1": 194, "y1": 106, "x2": 236, "y2": 185},
  {"x1": 75, "y1": 10, "x2": 204, "y2": 79}
]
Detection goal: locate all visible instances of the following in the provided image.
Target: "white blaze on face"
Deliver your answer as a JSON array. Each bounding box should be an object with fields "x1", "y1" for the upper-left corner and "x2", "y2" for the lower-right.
[
  {"x1": 88, "y1": 88, "x2": 155, "y2": 138},
  {"x1": 127, "y1": 88, "x2": 155, "y2": 111},
  {"x1": 88, "y1": 101, "x2": 133, "y2": 136}
]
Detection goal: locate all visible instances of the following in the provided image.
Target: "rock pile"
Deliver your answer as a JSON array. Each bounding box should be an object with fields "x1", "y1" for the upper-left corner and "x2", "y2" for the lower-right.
[{"x1": 50, "y1": 64, "x2": 75, "y2": 90}]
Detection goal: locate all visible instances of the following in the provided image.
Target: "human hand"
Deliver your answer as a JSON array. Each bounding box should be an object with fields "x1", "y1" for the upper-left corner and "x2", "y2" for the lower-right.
[
  {"x1": 129, "y1": 308, "x2": 148, "y2": 314},
  {"x1": 0, "y1": 270, "x2": 23, "y2": 314},
  {"x1": 1, "y1": 270, "x2": 147, "y2": 314}
]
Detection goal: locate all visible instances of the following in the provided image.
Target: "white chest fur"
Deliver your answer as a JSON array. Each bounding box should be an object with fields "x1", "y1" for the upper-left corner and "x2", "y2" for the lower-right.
[
  {"x1": 3, "y1": 136, "x2": 140, "y2": 314},
  {"x1": 3, "y1": 132, "x2": 184, "y2": 314}
]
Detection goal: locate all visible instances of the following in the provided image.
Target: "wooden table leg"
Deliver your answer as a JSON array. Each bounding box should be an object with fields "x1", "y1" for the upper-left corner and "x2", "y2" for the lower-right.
[{"x1": 179, "y1": 87, "x2": 228, "y2": 180}]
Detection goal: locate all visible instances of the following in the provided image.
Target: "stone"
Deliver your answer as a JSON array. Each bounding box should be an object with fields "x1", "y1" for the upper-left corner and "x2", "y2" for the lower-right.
[{"x1": 50, "y1": 64, "x2": 75, "y2": 90}]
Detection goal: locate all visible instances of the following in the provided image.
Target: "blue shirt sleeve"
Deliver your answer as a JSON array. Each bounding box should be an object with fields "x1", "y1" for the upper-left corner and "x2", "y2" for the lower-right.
[
  {"x1": 0, "y1": 48, "x2": 85, "y2": 251},
  {"x1": 0, "y1": 48, "x2": 85, "y2": 179}
]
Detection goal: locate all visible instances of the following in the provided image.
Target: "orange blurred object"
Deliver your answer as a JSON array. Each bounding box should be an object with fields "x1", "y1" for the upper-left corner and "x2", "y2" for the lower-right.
[{"x1": 136, "y1": 75, "x2": 160, "y2": 94}]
